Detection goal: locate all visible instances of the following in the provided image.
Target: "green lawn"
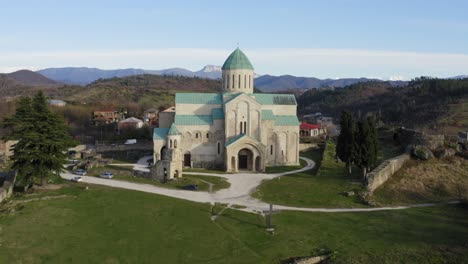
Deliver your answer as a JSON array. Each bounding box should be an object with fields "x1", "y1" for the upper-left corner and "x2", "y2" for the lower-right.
[
  {"x1": 253, "y1": 142, "x2": 367, "y2": 208},
  {"x1": 0, "y1": 185, "x2": 467, "y2": 263},
  {"x1": 87, "y1": 166, "x2": 230, "y2": 192}
]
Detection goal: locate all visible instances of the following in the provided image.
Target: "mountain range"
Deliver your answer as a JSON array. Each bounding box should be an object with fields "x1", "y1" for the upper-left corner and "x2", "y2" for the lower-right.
[{"x1": 36, "y1": 66, "x2": 414, "y2": 91}]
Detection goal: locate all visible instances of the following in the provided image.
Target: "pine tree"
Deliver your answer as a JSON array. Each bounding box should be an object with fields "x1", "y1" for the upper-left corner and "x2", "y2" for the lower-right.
[
  {"x1": 336, "y1": 111, "x2": 355, "y2": 174},
  {"x1": 3, "y1": 91, "x2": 76, "y2": 186},
  {"x1": 367, "y1": 116, "x2": 379, "y2": 171}
]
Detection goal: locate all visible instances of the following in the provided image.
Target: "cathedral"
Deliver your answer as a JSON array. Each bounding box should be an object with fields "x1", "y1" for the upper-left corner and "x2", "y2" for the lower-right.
[{"x1": 152, "y1": 48, "x2": 300, "y2": 180}]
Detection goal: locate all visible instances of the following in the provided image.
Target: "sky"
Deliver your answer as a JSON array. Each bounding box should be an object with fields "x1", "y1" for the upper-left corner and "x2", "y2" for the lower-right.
[{"x1": 1, "y1": 0, "x2": 468, "y2": 80}]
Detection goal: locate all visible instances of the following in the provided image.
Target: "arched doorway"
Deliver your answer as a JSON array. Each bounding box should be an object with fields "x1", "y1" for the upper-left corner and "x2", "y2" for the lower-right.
[
  {"x1": 183, "y1": 152, "x2": 191, "y2": 167},
  {"x1": 160, "y1": 146, "x2": 167, "y2": 160},
  {"x1": 238, "y1": 148, "x2": 253, "y2": 171},
  {"x1": 255, "y1": 156, "x2": 261, "y2": 172}
]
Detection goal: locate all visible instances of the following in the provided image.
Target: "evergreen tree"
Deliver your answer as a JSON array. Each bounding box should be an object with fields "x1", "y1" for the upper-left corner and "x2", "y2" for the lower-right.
[
  {"x1": 354, "y1": 118, "x2": 379, "y2": 178},
  {"x1": 336, "y1": 111, "x2": 355, "y2": 174},
  {"x1": 2, "y1": 91, "x2": 76, "y2": 186}
]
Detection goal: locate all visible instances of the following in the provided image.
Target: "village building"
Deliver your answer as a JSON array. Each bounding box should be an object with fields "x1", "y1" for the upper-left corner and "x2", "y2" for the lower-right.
[
  {"x1": 92, "y1": 109, "x2": 123, "y2": 125},
  {"x1": 299, "y1": 122, "x2": 325, "y2": 137},
  {"x1": 48, "y1": 99, "x2": 67, "y2": 107},
  {"x1": 152, "y1": 48, "x2": 300, "y2": 180},
  {"x1": 143, "y1": 108, "x2": 159, "y2": 125},
  {"x1": 118, "y1": 117, "x2": 144, "y2": 130}
]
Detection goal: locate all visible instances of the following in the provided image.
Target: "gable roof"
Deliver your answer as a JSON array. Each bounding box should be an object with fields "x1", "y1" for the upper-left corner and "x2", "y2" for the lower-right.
[
  {"x1": 174, "y1": 115, "x2": 213, "y2": 125},
  {"x1": 168, "y1": 124, "x2": 181, "y2": 135},
  {"x1": 153, "y1": 128, "x2": 169, "y2": 140},
  {"x1": 300, "y1": 122, "x2": 321, "y2": 130},
  {"x1": 275, "y1": 115, "x2": 301, "y2": 126},
  {"x1": 175, "y1": 93, "x2": 223, "y2": 105},
  {"x1": 253, "y1": 93, "x2": 297, "y2": 105},
  {"x1": 120, "y1": 117, "x2": 143, "y2": 123}
]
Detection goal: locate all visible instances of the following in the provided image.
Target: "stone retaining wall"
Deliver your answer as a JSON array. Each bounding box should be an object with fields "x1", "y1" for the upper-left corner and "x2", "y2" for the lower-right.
[
  {"x1": 366, "y1": 154, "x2": 410, "y2": 193},
  {"x1": 95, "y1": 141, "x2": 153, "y2": 152},
  {"x1": 299, "y1": 143, "x2": 318, "y2": 151}
]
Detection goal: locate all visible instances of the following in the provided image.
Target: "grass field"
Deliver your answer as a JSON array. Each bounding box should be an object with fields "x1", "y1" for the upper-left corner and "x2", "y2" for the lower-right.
[
  {"x1": 0, "y1": 185, "x2": 467, "y2": 264},
  {"x1": 87, "y1": 166, "x2": 230, "y2": 192},
  {"x1": 253, "y1": 142, "x2": 367, "y2": 208}
]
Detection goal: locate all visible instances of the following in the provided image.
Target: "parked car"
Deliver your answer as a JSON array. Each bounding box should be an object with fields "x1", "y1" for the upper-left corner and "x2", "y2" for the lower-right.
[
  {"x1": 71, "y1": 176, "x2": 83, "y2": 183},
  {"x1": 74, "y1": 169, "x2": 87, "y2": 176},
  {"x1": 183, "y1": 184, "x2": 199, "y2": 191},
  {"x1": 124, "y1": 139, "x2": 137, "y2": 145},
  {"x1": 99, "y1": 172, "x2": 114, "y2": 179}
]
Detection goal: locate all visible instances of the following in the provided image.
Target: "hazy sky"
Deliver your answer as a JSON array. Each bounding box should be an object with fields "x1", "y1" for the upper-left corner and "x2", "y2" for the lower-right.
[{"x1": 1, "y1": 0, "x2": 468, "y2": 79}]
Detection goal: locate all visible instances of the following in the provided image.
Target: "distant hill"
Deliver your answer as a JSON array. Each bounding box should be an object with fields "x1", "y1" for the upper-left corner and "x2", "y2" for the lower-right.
[
  {"x1": 7, "y1": 70, "x2": 61, "y2": 87},
  {"x1": 37, "y1": 67, "x2": 146, "y2": 85},
  {"x1": 255, "y1": 75, "x2": 407, "y2": 92}
]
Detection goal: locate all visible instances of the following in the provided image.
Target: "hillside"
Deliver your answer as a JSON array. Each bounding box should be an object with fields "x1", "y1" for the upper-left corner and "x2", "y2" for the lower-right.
[
  {"x1": 52, "y1": 74, "x2": 222, "y2": 110},
  {"x1": 7, "y1": 70, "x2": 62, "y2": 87},
  {"x1": 254, "y1": 75, "x2": 407, "y2": 92},
  {"x1": 297, "y1": 78, "x2": 468, "y2": 134}
]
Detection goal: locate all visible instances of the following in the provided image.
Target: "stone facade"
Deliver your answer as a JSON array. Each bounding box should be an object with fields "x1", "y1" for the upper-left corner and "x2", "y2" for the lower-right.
[{"x1": 152, "y1": 49, "x2": 300, "y2": 180}]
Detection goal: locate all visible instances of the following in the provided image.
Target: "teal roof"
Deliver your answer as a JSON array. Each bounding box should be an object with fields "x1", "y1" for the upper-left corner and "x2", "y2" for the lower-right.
[
  {"x1": 175, "y1": 93, "x2": 223, "y2": 105},
  {"x1": 254, "y1": 94, "x2": 297, "y2": 105},
  {"x1": 167, "y1": 124, "x2": 181, "y2": 135},
  {"x1": 275, "y1": 115, "x2": 301, "y2": 126},
  {"x1": 222, "y1": 48, "x2": 254, "y2": 70},
  {"x1": 153, "y1": 128, "x2": 169, "y2": 140},
  {"x1": 225, "y1": 133, "x2": 246, "y2": 147},
  {"x1": 212, "y1": 108, "x2": 225, "y2": 119},
  {"x1": 175, "y1": 115, "x2": 213, "y2": 125},
  {"x1": 261, "y1": 110, "x2": 275, "y2": 120}
]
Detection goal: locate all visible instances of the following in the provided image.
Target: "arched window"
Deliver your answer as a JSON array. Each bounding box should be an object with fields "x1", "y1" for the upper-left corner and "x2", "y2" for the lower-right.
[
  {"x1": 217, "y1": 142, "x2": 221, "y2": 154},
  {"x1": 282, "y1": 150, "x2": 284, "y2": 156},
  {"x1": 243, "y1": 121, "x2": 247, "y2": 134},
  {"x1": 240, "y1": 122, "x2": 243, "y2": 134},
  {"x1": 238, "y1": 74, "x2": 241, "y2": 89},
  {"x1": 206, "y1": 133, "x2": 209, "y2": 139},
  {"x1": 227, "y1": 74, "x2": 229, "y2": 88},
  {"x1": 169, "y1": 140, "x2": 173, "y2": 148},
  {"x1": 232, "y1": 74, "x2": 235, "y2": 88},
  {"x1": 244, "y1": 75, "x2": 247, "y2": 88},
  {"x1": 270, "y1": 145, "x2": 273, "y2": 155},
  {"x1": 174, "y1": 140, "x2": 177, "y2": 148},
  {"x1": 195, "y1": 133, "x2": 199, "y2": 139},
  {"x1": 249, "y1": 75, "x2": 252, "y2": 89}
]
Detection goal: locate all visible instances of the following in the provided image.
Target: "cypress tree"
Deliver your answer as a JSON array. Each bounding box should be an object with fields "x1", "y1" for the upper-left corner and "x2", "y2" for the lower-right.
[{"x1": 336, "y1": 111, "x2": 355, "y2": 174}]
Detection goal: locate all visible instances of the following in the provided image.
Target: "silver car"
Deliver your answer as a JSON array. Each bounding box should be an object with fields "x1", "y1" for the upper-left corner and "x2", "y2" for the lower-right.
[
  {"x1": 99, "y1": 172, "x2": 114, "y2": 179},
  {"x1": 74, "y1": 169, "x2": 87, "y2": 176}
]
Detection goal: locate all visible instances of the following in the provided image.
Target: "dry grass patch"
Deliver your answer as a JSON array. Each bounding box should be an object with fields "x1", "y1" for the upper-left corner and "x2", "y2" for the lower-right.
[{"x1": 373, "y1": 156, "x2": 468, "y2": 205}]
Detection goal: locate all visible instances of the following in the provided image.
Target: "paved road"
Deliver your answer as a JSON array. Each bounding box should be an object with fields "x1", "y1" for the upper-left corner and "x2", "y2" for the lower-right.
[{"x1": 63, "y1": 158, "x2": 458, "y2": 213}]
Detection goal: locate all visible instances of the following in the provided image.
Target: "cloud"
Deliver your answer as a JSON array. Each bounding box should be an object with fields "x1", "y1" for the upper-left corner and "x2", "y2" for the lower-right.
[{"x1": 1, "y1": 48, "x2": 467, "y2": 78}]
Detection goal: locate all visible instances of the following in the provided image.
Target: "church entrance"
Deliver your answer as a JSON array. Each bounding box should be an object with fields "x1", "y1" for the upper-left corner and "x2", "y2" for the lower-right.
[
  {"x1": 238, "y1": 148, "x2": 253, "y2": 170},
  {"x1": 184, "y1": 153, "x2": 191, "y2": 167}
]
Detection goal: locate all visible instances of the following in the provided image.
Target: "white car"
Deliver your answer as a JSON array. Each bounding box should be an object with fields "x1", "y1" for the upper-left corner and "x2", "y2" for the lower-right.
[
  {"x1": 99, "y1": 172, "x2": 114, "y2": 179},
  {"x1": 71, "y1": 176, "x2": 83, "y2": 182}
]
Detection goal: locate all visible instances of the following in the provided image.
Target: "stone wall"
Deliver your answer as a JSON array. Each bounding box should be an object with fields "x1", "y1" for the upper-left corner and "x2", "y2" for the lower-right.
[
  {"x1": 0, "y1": 171, "x2": 16, "y2": 202},
  {"x1": 299, "y1": 143, "x2": 318, "y2": 152},
  {"x1": 366, "y1": 154, "x2": 410, "y2": 193},
  {"x1": 95, "y1": 141, "x2": 153, "y2": 152}
]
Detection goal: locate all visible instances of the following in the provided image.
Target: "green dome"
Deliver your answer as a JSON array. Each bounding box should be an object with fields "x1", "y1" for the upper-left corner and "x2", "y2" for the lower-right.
[{"x1": 222, "y1": 48, "x2": 254, "y2": 70}]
